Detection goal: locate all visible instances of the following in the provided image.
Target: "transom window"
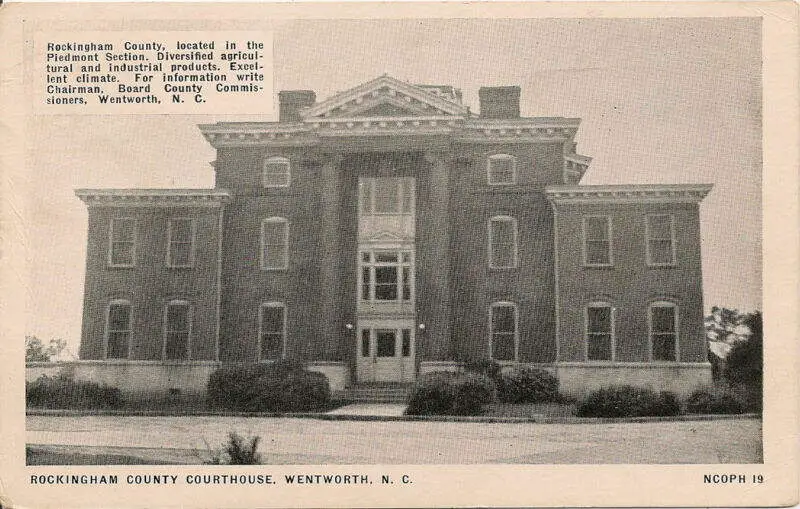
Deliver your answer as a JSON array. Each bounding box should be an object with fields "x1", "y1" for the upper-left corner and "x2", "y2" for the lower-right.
[
  {"x1": 490, "y1": 302, "x2": 518, "y2": 361},
  {"x1": 489, "y1": 216, "x2": 518, "y2": 269},
  {"x1": 650, "y1": 302, "x2": 678, "y2": 361},
  {"x1": 487, "y1": 154, "x2": 516, "y2": 185},
  {"x1": 109, "y1": 218, "x2": 136, "y2": 267},
  {"x1": 263, "y1": 156, "x2": 291, "y2": 187},
  {"x1": 583, "y1": 216, "x2": 612, "y2": 266},
  {"x1": 167, "y1": 218, "x2": 195, "y2": 268},
  {"x1": 106, "y1": 300, "x2": 131, "y2": 359},
  {"x1": 586, "y1": 302, "x2": 614, "y2": 361},
  {"x1": 163, "y1": 300, "x2": 190, "y2": 360},
  {"x1": 259, "y1": 302, "x2": 286, "y2": 361},
  {"x1": 359, "y1": 250, "x2": 413, "y2": 302},
  {"x1": 359, "y1": 177, "x2": 414, "y2": 215},
  {"x1": 261, "y1": 217, "x2": 289, "y2": 270},
  {"x1": 646, "y1": 214, "x2": 676, "y2": 266}
]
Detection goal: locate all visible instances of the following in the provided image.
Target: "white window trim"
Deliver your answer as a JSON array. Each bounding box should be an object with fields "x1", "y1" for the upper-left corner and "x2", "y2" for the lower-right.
[
  {"x1": 258, "y1": 301, "x2": 287, "y2": 362},
  {"x1": 584, "y1": 301, "x2": 616, "y2": 362},
  {"x1": 107, "y1": 217, "x2": 136, "y2": 268},
  {"x1": 357, "y1": 249, "x2": 415, "y2": 303},
  {"x1": 162, "y1": 299, "x2": 192, "y2": 361},
  {"x1": 648, "y1": 300, "x2": 680, "y2": 362},
  {"x1": 488, "y1": 301, "x2": 519, "y2": 362},
  {"x1": 488, "y1": 215, "x2": 518, "y2": 269},
  {"x1": 260, "y1": 217, "x2": 289, "y2": 271},
  {"x1": 104, "y1": 299, "x2": 132, "y2": 359},
  {"x1": 582, "y1": 215, "x2": 614, "y2": 267},
  {"x1": 166, "y1": 217, "x2": 196, "y2": 268},
  {"x1": 487, "y1": 154, "x2": 517, "y2": 186},
  {"x1": 645, "y1": 214, "x2": 677, "y2": 267},
  {"x1": 263, "y1": 156, "x2": 291, "y2": 188}
]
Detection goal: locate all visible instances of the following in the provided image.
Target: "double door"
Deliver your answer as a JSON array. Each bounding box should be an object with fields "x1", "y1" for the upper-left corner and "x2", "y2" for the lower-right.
[{"x1": 356, "y1": 320, "x2": 415, "y2": 382}]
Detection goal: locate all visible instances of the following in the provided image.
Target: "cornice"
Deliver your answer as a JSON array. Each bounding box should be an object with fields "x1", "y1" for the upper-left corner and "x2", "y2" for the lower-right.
[
  {"x1": 545, "y1": 184, "x2": 713, "y2": 204},
  {"x1": 75, "y1": 189, "x2": 231, "y2": 207}
]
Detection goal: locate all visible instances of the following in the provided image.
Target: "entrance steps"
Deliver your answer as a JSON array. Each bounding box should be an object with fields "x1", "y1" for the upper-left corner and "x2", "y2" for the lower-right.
[{"x1": 334, "y1": 383, "x2": 412, "y2": 403}]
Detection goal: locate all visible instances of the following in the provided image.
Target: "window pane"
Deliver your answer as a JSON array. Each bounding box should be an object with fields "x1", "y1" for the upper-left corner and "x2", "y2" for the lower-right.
[
  {"x1": 107, "y1": 331, "x2": 129, "y2": 359},
  {"x1": 585, "y1": 217, "x2": 609, "y2": 240},
  {"x1": 492, "y1": 333, "x2": 515, "y2": 361},
  {"x1": 262, "y1": 306, "x2": 284, "y2": 333},
  {"x1": 167, "y1": 304, "x2": 189, "y2": 332},
  {"x1": 588, "y1": 333, "x2": 612, "y2": 361},
  {"x1": 652, "y1": 334, "x2": 676, "y2": 361},
  {"x1": 112, "y1": 219, "x2": 135, "y2": 242},
  {"x1": 648, "y1": 215, "x2": 672, "y2": 239},
  {"x1": 263, "y1": 222, "x2": 286, "y2": 245},
  {"x1": 170, "y1": 219, "x2": 192, "y2": 242},
  {"x1": 264, "y1": 161, "x2": 290, "y2": 187},
  {"x1": 111, "y1": 242, "x2": 134, "y2": 266},
  {"x1": 375, "y1": 252, "x2": 398, "y2": 263},
  {"x1": 261, "y1": 333, "x2": 282, "y2": 360},
  {"x1": 376, "y1": 330, "x2": 396, "y2": 357},
  {"x1": 402, "y1": 329, "x2": 411, "y2": 357},
  {"x1": 492, "y1": 305, "x2": 515, "y2": 333},
  {"x1": 649, "y1": 240, "x2": 674, "y2": 264},
  {"x1": 165, "y1": 332, "x2": 188, "y2": 360},
  {"x1": 587, "y1": 306, "x2": 611, "y2": 333},
  {"x1": 361, "y1": 267, "x2": 371, "y2": 300},
  {"x1": 402, "y1": 268, "x2": 411, "y2": 301},
  {"x1": 108, "y1": 304, "x2": 131, "y2": 331},
  {"x1": 375, "y1": 266, "x2": 397, "y2": 284},
  {"x1": 586, "y1": 241, "x2": 610, "y2": 265},
  {"x1": 651, "y1": 306, "x2": 675, "y2": 333},
  {"x1": 374, "y1": 179, "x2": 399, "y2": 213},
  {"x1": 263, "y1": 222, "x2": 288, "y2": 269},
  {"x1": 170, "y1": 243, "x2": 192, "y2": 266},
  {"x1": 361, "y1": 330, "x2": 370, "y2": 357}
]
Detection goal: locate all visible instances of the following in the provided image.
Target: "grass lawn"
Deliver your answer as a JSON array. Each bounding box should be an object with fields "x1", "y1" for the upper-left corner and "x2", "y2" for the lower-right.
[
  {"x1": 483, "y1": 402, "x2": 578, "y2": 418},
  {"x1": 27, "y1": 446, "x2": 174, "y2": 465}
]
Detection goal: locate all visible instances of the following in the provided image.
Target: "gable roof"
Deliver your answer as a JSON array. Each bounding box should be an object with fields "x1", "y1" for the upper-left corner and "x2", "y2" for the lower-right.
[{"x1": 301, "y1": 75, "x2": 469, "y2": 120}]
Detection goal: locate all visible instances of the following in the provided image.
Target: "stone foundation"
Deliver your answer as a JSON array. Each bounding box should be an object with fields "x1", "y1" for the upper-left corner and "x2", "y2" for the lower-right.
[{"x1": 554, "y1": 362, "x2": 713, "y2": 399}]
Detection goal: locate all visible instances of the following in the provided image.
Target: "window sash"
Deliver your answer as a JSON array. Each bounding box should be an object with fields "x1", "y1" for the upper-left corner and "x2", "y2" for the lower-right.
[
  {"x1": 359, "y1": 251, "x2": 413, "y2": 303},
  {"x1": 260, "y1": 305, "x2": 285, "y2": 361},
  {"x1": 490, "y1": 304, "x2": 517, "y2": 361},
  {"x1": 584, "y1": 217, "x2": 611, "y2": 265},
  {"x1": 263, "y1": 159, "x2": 290, "y2": 187},
  {"x1": 650, "y1": 304, "x2": 677, "y2": 361},
  {"x1": 167, "y1": 219, "x2": 194, "y2": 267},
  {"x1": 261, "y1": 220, "x2": 288, "y2": 270},
  {"x1": 647, "y1": 215, "x2": 675, "y2": 265},
  {"x1": 652, "y1": 333, "x2": 677, "y2": 361},
  {"x1": 164, "y1": 303, "x2": 190, "y2": 360},
  {"x1": 106, "y1": 303, "x2": 131, "y2": 359},
  {"x1": 109, "y1": 218, "x2": 136, "y2": 266},
  {"x1": 490, "y1": 219, "x2": 517, "y2": 268}
]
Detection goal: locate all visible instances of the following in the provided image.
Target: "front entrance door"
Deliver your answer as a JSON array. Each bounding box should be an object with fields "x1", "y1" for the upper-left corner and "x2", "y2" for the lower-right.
[{"x1": 356, "y1": 321, "x2": 415, "y2": 382}]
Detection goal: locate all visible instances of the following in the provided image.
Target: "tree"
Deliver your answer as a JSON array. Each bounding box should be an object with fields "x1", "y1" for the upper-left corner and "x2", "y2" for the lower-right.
[
  {"x1": 704, "y1": 306, "x2": 749, "y2": 343},
  {"x1": 25, "y1": 336, "x2": 67, "y2": 362},
  {"x1": 724, "y1": 311, "x2": 762, "y2": 388}
]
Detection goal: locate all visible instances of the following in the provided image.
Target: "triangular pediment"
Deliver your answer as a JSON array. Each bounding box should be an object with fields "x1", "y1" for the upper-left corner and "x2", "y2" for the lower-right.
[{"x1": 301, "y1": 75, "x2": 468, "y2": 121}]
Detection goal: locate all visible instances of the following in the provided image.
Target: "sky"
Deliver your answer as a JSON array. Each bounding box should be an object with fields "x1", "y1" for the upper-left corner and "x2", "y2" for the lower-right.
[{"x1": 23, "y1": 18, "x2": 762, "y2": 357}]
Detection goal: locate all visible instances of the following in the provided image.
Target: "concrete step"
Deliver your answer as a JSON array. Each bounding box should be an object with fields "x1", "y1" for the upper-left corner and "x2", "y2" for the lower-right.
[{"x1": 334, "y1": 384, "x2": 412, "y2": 403}]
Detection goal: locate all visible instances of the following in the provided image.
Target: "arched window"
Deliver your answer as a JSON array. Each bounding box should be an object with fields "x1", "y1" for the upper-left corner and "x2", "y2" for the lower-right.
[
  {"x1": 259, "y1": 302, "x2": 286, "y2": 361},
  {"x1": 163, "y1": 300, "x2": 191, "y2": 360},
  {"x1": 489, "y1": 216, "x2": 518, "y2": 269},
  {"x1": 263, "y1": 156, "x2": 291, "y2": 187},
  {"x1": 649, "y1": 301, "x2": 679, "y2": 361},
  {"x1": 261, "y1": 217, "x2": 289, "y2": 270},
  {"x1": 487, "y1": 154, "x2": 517, "y2": 185},
  {"x1": 585, "y1": 302, "x2": 614, "y2": 361},
  {"x1": 489, "y1": 302, "x2": 518, "y2": 361},
  {"x1": 105, "y1": 299, "x2": 132, "y2": 359}
]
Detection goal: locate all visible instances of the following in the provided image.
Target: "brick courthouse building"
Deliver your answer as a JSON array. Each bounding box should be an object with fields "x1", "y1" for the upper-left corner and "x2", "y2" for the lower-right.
[{"x1": 71, "y1": 76, "x2": 714, "y2": 397}]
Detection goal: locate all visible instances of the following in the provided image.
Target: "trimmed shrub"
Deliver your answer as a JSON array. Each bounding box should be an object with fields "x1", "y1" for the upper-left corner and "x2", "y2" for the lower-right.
[
  {"x1": 405, "y1": 371, "x2": 496, "y2": 416},
  {"x1": 463, "y1": 359, "x2": 502, "y2": 383},
  {"x1": 685, "y1": 387, "x2": 745, "y2": 415},
  {"x1": 499, "y1": 367, "x2": 560, "y2": 404},
  {"x1": 576, "y1": 385, "x2": 680, "y2": 418},
  {"x1": 206, "y1": 360, "x2": 330, "y2": 412},
  {"x1": 26, "y1": 374, "x2": 122, "y2": 409}
]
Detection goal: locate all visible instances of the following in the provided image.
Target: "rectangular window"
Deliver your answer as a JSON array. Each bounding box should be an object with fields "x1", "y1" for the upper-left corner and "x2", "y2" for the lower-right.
[
  {"x1": 164, "y1": 301, "x2": 190, "y2": 360},
  {"x1": 647, "y1": 214, "x2": 676, "y2": 266},
  {"x1": 487, "y1": 154, "x2": 516, "y2": 185},
  {"x1": 260, "y1": 303, "x2": 286, "y2": 361},
  {"x1": 489, "y1": 217, "x2": 517, "y2": 269},
  {"x1": 109, "y1": 218, "x2": 136, "y2": 267},
  {"x1": 359, "y1": 178, "x2": 414, "y2": 215},
  {"x1": 490, "y1": 303, "x2": 517, "y2": 361},
  {"x1": 651, "y1": 304, "x2": 677, "y2": 361},
  {"x1": 167, "y1": 218, "x2": 194, "y2": 268},
  {"x1": 584, "y1": 216, "x2": 612, "y2": 266},
  {"x1": 587, "y1": 304, "x2": 613, "y2": 361},
  {"x1": 106, "y1": 301, "x2": 131, "y2": 359},
  {"x1": 376, "y1": 329, "x2": 396, "y2": 357},
  {"x1": 263, "y1": 157, "x2": 290, "y2": 187},
  {"x1": 359, "y1": 250, "x2": 413, "y2": 303},
  {"x1": 261, "y1": 218, "x2": 288, "y2": 270}
]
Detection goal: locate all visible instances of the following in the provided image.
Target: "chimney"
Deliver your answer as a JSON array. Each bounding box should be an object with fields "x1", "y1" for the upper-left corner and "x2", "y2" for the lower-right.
[
  {"x1": 278, "y1": 90, "x2": 316, "y2": 122},
  {"x1": 478, "y1": 86, "x2": 521, "y2": 119}
]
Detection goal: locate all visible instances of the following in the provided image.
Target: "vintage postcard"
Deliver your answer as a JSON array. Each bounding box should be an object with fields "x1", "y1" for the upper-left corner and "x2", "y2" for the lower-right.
[{"x1": 0, "y1": 2, "x2": 797, "y2": 508}]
